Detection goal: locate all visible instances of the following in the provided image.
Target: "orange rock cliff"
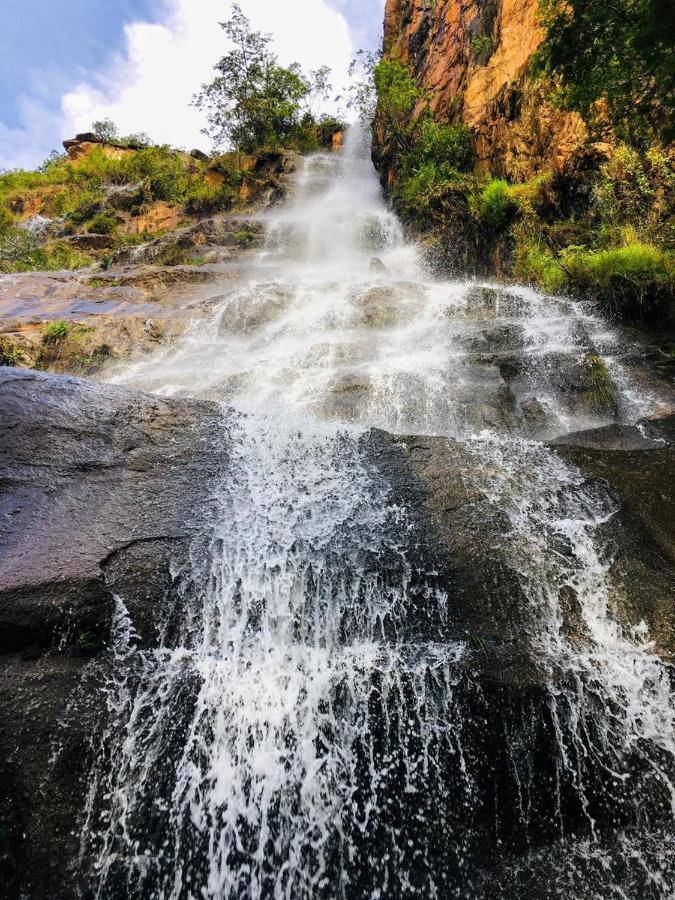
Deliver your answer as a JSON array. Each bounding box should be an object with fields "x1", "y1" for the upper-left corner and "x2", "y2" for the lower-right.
[{"x1": 381, "y1": 0, "x2": 594, "y2": 180}]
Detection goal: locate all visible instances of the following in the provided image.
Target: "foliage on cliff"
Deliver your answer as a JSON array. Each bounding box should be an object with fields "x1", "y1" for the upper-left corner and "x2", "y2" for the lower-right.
[
  {"x1": 194, "y1": 4, "x2": 342, "y2": 153},
  {"x1": 373, "y1": 23, "x2": 674, "y2": 325},
  {"x1": 373, "y1": 60, "x2": 474, "y2": 224},
  {"x1": 535, "y1": 0, "x2": 675, "y2": 145},
  {"x1": 0, "y1": 144, "x2": 251, "y2": 273}
]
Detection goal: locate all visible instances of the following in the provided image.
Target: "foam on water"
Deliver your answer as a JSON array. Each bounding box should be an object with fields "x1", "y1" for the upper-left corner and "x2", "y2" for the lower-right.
[{"x1": 88, "y1": 126, "x2": 675, "y2": 897}]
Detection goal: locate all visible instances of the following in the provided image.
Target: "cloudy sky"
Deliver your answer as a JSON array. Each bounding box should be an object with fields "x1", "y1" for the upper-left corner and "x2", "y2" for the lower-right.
[{"x1": 0, "y1": 0, "x2": 384, "y2": 170}]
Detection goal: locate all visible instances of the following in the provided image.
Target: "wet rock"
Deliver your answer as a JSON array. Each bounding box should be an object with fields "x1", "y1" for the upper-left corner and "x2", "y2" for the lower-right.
[
  {"x1": 553, "y1": 414, "x2": 675, "y2": 657},
  {"x1": 0, "y1": 368, "x2": 229, "y2": 897},
  {"x1": 369, "y1": 256, "x2": 388, "y2": 274},
  {"x1": 463, "y1": 285, "x2": 531, "y2": 319},
  {"x1": 455, "y1": 321, "x2": 525, "y2": 354},
  {"x1": 0, "y1": 369, "x2": 226, "y2": 652},
  {"x1": 356, "y1": 283, "x2": 424, "y2": 328},
  {"x1": 322, "y1": 374, "x2": 372, "y2": 421},
  {"x1": 366, "y1": 431, "x2": 547, "y2": 688},
  {"x1": 520, "y1": 396, "x2": 550, "y2": 434},
  {"x1": 217, "y1": 284, "x2": 293, "y2": 334}
]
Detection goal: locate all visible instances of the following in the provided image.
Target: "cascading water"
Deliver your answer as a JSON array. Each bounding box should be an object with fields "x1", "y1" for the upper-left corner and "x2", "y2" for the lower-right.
[{"x1": 85, "y1": 127, "x2": 675, "y2": 898}]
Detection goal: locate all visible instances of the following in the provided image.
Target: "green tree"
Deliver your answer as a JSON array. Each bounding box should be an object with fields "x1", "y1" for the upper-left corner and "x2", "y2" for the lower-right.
[
  {"x1": 535, "y1": 0, "x2": 675, "y2": 145},
  {"x1": 193, "y1": 5, "x2": 331, "y2": 151},
  {"x1": 92, "y1": 119, "x2": 119, "y2": 143}
]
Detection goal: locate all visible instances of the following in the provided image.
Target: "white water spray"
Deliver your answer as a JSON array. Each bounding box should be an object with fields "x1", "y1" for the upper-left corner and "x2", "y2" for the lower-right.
[{"x1": 88, "y1": 126, "x2": 675, "y2": 898}]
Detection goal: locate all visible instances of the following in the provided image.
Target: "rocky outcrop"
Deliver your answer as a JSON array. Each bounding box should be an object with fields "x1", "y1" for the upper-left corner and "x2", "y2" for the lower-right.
[
  {"x1": 1, "y1": 369, "x2": 673, "y2": 896},
  {"x1": 62, "y1": 133, "x2": 142, "y2": 163},
  {"x1": 0, "y1": 369, "x2": 227, "y2": 896},
  {"x1": 553, "y1": 415, "x2": 675, "y2": 657},
  {"x1": 381, "y1": 0, "x2": 591, "y2": 179},
  {"x1": 0, "y1": 212, "x2": 269, "y2": 376}
]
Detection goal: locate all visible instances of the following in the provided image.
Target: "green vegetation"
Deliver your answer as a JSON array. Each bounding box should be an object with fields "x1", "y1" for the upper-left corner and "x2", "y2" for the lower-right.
[
  {"x1": 581, "y1": 353, "x2": 616, "y2": 413},
  {"x1": 86, "y1": 212, "x2": 118, "y2": 234},
  {"x1": 42, "y1": 321, "x2": 71, "y2": 344},
  {"x1": 475, "y1": 179, "x2": 519, "y2": 229},
  {"x1": 374, "y1": 50, "x2": 673, "y2": 320},
  {"x1": 535, "y1": 0, "x2": 675, "y2": 145},
  {"x1": 0, "y1": 141, "x2": 252, "y2": 272},
  {"x1": 153, "y1": 244, "x2": 192, "y2": 267},
  {"x1": 372, "y1": 8, "x2": 673, "y2": 324},
  {"x1": 233, "y1": 226, "x2": 257, "y2": 247},
  {"x1": 194, "y1": 4, "x2": 341, "y2": 152},
  {"x1": 0, "y1": 229, "x2": 94, "y2": 273},
  {"x1": 373, "y1": 60, "x2": 474, "y2": 223},
  {"x1": 0, "y1": 336, "x2": 23, "y2": 366},
  {"x1": 91, "y1": 118, "x2": 151, "y2": 148},
  {"x1": 470, "y1": 35, "x2": 495, "y2": 60}
]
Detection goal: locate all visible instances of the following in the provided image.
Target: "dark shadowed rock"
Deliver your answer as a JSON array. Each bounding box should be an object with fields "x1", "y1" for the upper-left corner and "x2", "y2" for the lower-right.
[
  {"x1": 0, "y1": 368, "x2": 226, "y2": 652},
  {"x1": 1, "y1": 370, "x2": 673, "y2": 896},
  {"x1": 0, "y1": 368, "x2": 227, "y2": 897},
  {"x1": 553, "y1": 415, "x2": 675, "y2": 657}
]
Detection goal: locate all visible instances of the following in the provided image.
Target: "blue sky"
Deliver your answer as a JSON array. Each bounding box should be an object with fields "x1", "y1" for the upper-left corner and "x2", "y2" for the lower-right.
[{"x1": 0, "y1": 0, "x2": 383, "y2": 170}]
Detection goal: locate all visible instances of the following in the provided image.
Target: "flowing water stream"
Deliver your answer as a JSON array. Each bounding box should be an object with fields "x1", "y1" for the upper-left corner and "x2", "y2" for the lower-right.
[{"x1": 83, "y1": 128, "x2": 675, "y2": 898}]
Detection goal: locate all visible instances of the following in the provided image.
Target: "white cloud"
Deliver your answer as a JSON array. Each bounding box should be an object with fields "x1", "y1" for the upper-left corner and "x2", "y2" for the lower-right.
[
  {"x1": 0, "y1": 0, "x2": 358, "y2": 169},
  {"x1": 61, "y1": 0, "x2": 355, "y2": 153}
]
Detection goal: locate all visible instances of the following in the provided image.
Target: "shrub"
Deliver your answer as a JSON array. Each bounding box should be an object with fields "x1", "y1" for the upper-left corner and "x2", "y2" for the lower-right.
[
  {"x1": 477, "y1": 179, "x2": 520, "y2": 229},
  {"x1": 470, "y1": 35, "x2": 495, "y2": 60},
  {"x1": 0, "y1": 336, "x2": 23, "y2": 366},
  {"x1": 126, "y1": 147, "x2": 190, "y2": 202},
  {"x1": 233, "y1": 227, "x2": 256, "y2": 247},
  {"x1": 42, "y1": 321, "x2": 70, "y2": 344},
  {"x1": 67, "y1": 196, "x2": 104, "y2": 226},
  {"x1": 154, "y1": 244, "x2": 191, "y2": 266},
  {"x1": 560, "y1": 242, "x2": 674, "y2": 290},
  {"x1": 401, "y1": 116, "x2": 474, "y2": 178},
  {"x1": 0, "y1": 206, "x2": 15, "y2": 238},
  {"x1": 183, "y1": 179, "x2": 240, "y2": 216},
  {"x1": 86, "y1": 213, "x2": 118, "y2": 235},
  {"x1": 514, "y1": 242, "x2": 567, "y2": 293}
]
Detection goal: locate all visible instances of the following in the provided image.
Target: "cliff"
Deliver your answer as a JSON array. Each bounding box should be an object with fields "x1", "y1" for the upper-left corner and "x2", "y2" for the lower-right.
[{"x1": 382, "y1": 0, "x2": 592, "y2": 179}]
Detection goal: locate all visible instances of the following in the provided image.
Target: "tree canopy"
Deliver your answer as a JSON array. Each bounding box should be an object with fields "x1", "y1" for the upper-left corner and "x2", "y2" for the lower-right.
[
  {"x1": 193, "y1": 5, "x2": 333, "y2": 152},
  {"x1": 535, "y1": 0, "x2": 675, "y2": 146}
]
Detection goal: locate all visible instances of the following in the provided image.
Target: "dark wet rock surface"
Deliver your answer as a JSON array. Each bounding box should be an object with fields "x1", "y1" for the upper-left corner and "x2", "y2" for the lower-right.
[
  {"x1": 0, "y1": 368, "x2": 226, "y2": 654},
  {"x1": 553, "y1": 415, "x2": 675, "y2": 657},
  {"x1": 1, "y1": 367, "x2": 674, "y2": 896},
  {"x1": 0, "y1": 369, "x2": 229, "y2": 897}
]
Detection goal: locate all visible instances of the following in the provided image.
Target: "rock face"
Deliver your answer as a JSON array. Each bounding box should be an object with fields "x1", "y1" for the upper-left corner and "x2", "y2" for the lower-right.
[
  {"x1": 62, "y1": 133, "x2": 140, "y2": 163},
  {"x1": 381, "y1": 0, "x2": 590, "y2": 179},
  {"x1": 0, "y1": 212, "x2": 270, "y2": 376},
  {"x1": 1, "y1": 368, "x2": 673, "y2": 896},
  {"x1": 552, "y1": 415, "x2": 675, "y2": 658},
  {"x1": 0, "y1": 369, "x2": 226, "y2": 895}
]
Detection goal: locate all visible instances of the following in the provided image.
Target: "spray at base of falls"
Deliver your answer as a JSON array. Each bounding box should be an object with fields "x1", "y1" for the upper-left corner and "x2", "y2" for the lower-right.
[{"x1": 85, "y1": 127, "x2": 675, "y2": 898}]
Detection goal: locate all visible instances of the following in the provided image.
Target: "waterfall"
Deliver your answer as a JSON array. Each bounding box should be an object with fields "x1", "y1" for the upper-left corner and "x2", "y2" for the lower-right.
[{"x1": 88, "y1": 127, "x2": 675, "y2": 898}]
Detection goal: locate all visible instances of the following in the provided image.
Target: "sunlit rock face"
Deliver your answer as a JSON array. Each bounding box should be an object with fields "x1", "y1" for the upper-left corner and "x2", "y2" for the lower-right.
[{"x1": 380, "y1": 0, "x2": 591, "y2": 180}]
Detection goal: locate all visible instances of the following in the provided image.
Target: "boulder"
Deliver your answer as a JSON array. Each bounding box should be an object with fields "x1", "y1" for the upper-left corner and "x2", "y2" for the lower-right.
[
  {"x1": 552, "y1": 415, "x2": 675, "y2": 657},
  {"x1": 0, "y1": 368, "x2": 228, "y2": 897},
  {"x1": 1, "y1": 370, "x2": 673, "y2": 896}
]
